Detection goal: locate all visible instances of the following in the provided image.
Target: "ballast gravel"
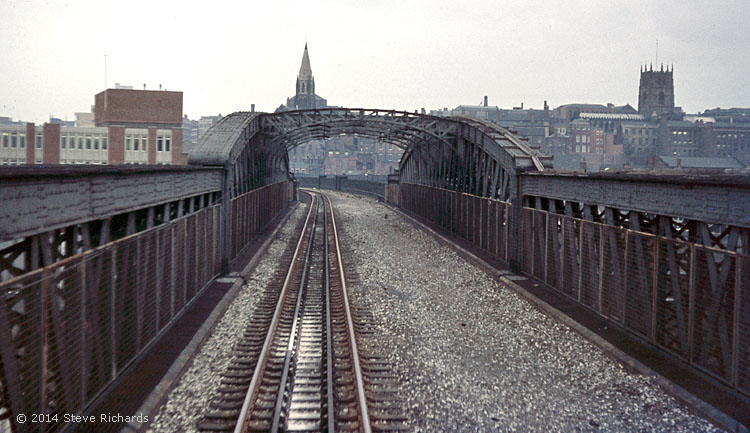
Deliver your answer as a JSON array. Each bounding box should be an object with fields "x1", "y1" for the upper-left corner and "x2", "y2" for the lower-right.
[
  {"x1": 147, "y1": 201, "x2": 308, "y2": 433},
  {"x1": 328, "y1": 192, "x2": 725, "y2": 433}
]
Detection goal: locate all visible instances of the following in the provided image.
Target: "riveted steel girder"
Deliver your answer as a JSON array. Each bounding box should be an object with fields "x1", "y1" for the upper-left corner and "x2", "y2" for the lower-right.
[{"x1": 190, "y1": 108, "x2": 547, "y2": 199}]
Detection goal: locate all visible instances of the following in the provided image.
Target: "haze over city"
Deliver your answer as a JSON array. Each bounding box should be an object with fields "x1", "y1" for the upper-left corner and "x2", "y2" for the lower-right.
[
  {"x1": 1, "y1": 1, "x2": 750, "y2": 432},
  {"x1": 1, "y1": 0, "x2": 748, "y2": 123}
]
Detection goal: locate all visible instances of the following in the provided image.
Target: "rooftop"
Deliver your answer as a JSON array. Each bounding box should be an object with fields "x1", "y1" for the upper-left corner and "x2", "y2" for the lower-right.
[{"x1": 657, "y1": 156, "x2": 746, "y2": 169}]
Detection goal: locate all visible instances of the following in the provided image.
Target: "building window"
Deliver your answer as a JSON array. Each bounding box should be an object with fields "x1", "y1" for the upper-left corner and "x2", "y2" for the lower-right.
[
  {"x1": 94, "y1": 137, "x2": 99, "y2": 150},
  {"x1": 61, "y1": 135, "x2": 66, "y2": 149},
  {"x1": 19, "y1": 135, "x2": 25, "y2": 148},
  {"x1": 126, "y1": 136, "x2": 132, "y2": 151},
  {"x1": 157, "y1": 136, "x2": 163, "y2": 151},
  {"x1": 78, "y1": 137, "x2": 83, "y2": 149},
  {"x1": 10, "y1": 134, "x2": 16, "y2": 148},
  {"x1": 102, "y1": 137, "x2": 108, "y2": 149},
  {"x1": 165, "y1": 136, "x2": 171, "y2": 151},
  {"x1": 37, "y1": 135, "x2": 43, "y2": 149},
  {"x1": 86, "y1": 137, "x2": 92, "y2": 149}
]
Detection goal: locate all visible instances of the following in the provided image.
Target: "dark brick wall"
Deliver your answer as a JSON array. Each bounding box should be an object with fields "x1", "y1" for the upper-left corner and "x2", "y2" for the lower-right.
[
  {"x1": 171, "y1": 128, "x2": 184, "y2": 164},
  {"x1": 25, "y1": 123, "x2": 35, "y2": 164},
  {"x1": 94, "y1": 89, "x2": 182, "y2": 127},
  {"x1": 42, "y1": 123, "x2": 60, "y2": 164},
  {"x1": 108, "y1": 126, "x2": 125, "y2": 164},
  {"x1": 148, "y1": 128, "x2": 156, "y2": 164}
]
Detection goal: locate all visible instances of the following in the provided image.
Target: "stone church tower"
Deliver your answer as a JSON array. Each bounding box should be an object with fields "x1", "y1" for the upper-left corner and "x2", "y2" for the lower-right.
[
  {"x1": 638, "y1": 64, "x2": 675, "y2": 119},
  {"x1": 277, "y1": 44, "x2": 328, "y2": 112},
  {"x1": 296, "y1": 44, "x2": 315, "y2": 98}
]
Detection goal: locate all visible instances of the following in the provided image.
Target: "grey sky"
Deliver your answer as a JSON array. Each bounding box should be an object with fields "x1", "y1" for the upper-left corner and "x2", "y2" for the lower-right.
[{"x1": 1, "y1": 0, "x2": 748, "y2": 123}]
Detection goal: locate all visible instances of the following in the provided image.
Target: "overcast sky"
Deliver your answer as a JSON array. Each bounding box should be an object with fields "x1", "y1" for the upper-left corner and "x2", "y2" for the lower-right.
[{"x1": 0, "y1": 0, "x2": 748, "y2": 123}]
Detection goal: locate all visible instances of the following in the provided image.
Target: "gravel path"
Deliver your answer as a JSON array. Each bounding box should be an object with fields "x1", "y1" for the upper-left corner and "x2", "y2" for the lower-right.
[
  {"x1": 329, "y1": 191, "x2": 725, "y2": 433},
  {"x1": 147, "y1": 201, "x2": 308, "y2": 433}
]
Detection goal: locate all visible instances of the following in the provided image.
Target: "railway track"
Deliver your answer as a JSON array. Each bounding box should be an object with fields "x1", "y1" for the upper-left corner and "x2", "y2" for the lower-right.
[{"x1": 198, "y1": 191, "x2": 408, "y2": 433}]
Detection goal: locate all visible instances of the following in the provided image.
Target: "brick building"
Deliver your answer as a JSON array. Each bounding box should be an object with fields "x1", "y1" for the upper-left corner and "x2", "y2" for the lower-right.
[{"x1": 0, "y1": 88, "x2": 186, "y2": 166}]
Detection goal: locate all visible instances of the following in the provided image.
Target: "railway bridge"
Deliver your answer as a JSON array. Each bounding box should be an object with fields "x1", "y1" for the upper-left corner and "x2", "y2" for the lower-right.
[{"x1": 0, "y1": 108, "x2": 749, "y2": 432}]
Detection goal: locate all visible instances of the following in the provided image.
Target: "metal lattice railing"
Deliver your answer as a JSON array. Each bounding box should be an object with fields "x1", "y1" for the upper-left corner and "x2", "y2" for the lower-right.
[
  {"x1": 398, "y1": 182, "x2": 750, "y2": 398},
  {"x1": 0, "y1": 204, "x2": 222, "y2": 433},
  {"x1": 230, "y1": 181, "x2": 293, "y2": 259},
  {"x1": 0, "y1": 179, "x2": 296, "y2": 432},
  {"x1": 399, "y1": 183, "x2": 511, "y2": 263},
  {"x1": 519, "y1": 207, "x2": 750, "y2": 396}
]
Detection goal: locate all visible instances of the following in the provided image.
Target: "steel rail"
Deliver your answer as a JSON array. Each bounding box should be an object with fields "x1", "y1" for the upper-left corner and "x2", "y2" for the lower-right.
[
  {"x1": 322, "y1": 193, "x2": 372, "y2": 433},
  {"x1": 324, "y1": 198, "x2": 336, "y2": 433},
  {"x1": 232, "y1": 193, "x2": 318, "y2": 433},
  {"x1": 269, "y1": 196, "x2": 319, "y2": 432}
]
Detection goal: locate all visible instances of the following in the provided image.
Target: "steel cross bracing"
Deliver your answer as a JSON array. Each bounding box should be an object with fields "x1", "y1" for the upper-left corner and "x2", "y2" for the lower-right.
[{"x1": 189, "y1": 108, "x2": 548, "y2": 201}]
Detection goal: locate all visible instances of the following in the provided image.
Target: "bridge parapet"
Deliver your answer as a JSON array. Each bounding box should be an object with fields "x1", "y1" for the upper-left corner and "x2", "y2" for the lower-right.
[
  {"x1": 398, "y1": 181, "x2": 750, "y2": 399},
  {"x1": 0, "y1": 166, "x2": 225, "y2": 281},
  {"x1": 0, "y1": 180, "x2": 292, "y2": 433},
  {"x1": 520, "y1": 170, "x2": 750, "y2": 229},
  {"x1": 0, "y1": 165, "x2": 223, "y2": 241}
]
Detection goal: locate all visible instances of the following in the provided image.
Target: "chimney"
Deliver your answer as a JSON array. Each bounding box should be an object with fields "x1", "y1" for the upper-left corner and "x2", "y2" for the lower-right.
[
  {"x1": 251, "y1": 104, "x2": 255, "y2": 112},
  {"x1": 521, "y1": 102, "x2": 524, "y2": 110},
  {"x1": 483, "y1": 96, "x2": 488, "y2": 107},
  {"x1": 543, "y1": 100, "x2": 549, "y2": 111},
  {"x1": 143, "y1": 83, "x2": 146, "y2": 90}
]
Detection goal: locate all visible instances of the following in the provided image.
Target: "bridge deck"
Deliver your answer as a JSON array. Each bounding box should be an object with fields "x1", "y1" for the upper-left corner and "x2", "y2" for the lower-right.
[{"x1": 144, "y1": 193, "x2": 740, "y2": 432}]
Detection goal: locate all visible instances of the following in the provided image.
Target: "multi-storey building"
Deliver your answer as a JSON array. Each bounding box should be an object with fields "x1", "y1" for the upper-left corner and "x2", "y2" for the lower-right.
[
  {"x1": 617, "y1": 121, "x2": 659, "y2": 160},
  {"x1": 0, "y1": 88, "x2": 186, "y2": 166}
]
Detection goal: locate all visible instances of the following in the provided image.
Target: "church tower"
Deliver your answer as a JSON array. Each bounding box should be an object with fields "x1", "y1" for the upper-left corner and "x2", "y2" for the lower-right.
[
  {"x1": 296, "y1": 43, "x2": 315, "y2": 97},
  {"x1": 638, "y1": 64, "x2": 675, "y2": 119},
  {"x1": 277, "y1": 44, "x2": 327, "y2": 112}
]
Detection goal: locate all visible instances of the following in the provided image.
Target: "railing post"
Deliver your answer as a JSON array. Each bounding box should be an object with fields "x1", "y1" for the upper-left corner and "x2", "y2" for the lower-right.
[
  {"x1": 507, "y1": 176, "x2": 522, "y2": 273},
  {"x1": 136, "y1": 238, "x2": 143, "y2": 351},
  {"x1": 219, "y1": 163, "x2": 232, "y2": 275},
  {"x1": 544, "y1": 212, "x2": 550, "y2": 284},
  {"x1": 0, "y1": 288, "x2": 26, "y2": 433},
  {"x1": 110, "y1": 248, "x2": 117, "y2": 379},
  {"x1": 170, "y1": 225, "x2": 176, "y2": 320},
  {"x1": 597, "y1": 224, "x2": 604, "y2": 314},
  {"x1": 38, "y1": 270, "x2": 50, "y2": 433},
  {"x1": 687, "y1": 243, "x2": 696, "y2": 364},
  {"x1": 80, "y1": 260, "x2": 88, "y2": 408},
  {"x1": 622, "y1": 231, "x2": 629, "y2": 322},
  {"x1": 732, "y1": 254, "x2": 742, "y2": 387},
  {"x1": 651, "y1": 236, "x2": 660, "y2": 343},
  {"x1": 155, "y1": 231, "x2": 161, "y2": 330},
  {"x1": 577, "y1": 220, "x2": 584, "y2": 303}
]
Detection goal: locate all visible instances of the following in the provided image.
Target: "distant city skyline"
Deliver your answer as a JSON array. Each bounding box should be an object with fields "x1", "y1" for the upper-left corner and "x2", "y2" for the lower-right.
[{"x1": 1, "y1": 0, "x2": 748, "y2": 124}]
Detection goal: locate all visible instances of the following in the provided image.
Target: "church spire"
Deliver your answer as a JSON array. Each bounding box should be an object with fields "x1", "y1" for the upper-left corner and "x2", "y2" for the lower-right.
[{"x1": 298, "y1": 43, "x2": 313, "y2": 81}]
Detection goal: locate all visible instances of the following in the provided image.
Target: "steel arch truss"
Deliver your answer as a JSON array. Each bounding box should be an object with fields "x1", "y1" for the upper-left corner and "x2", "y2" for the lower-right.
[{"x1": 190, "y1": 108, "x2": 549, "y2": 200}]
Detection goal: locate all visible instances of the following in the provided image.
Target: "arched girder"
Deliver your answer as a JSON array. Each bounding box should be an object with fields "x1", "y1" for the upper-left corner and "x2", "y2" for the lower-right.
[
  {"x1": 265, "y1": 116, "x2": 458, "y2": 155},
  {"x1": 189, "y1": 108, "x2": 547, "y2": 199}
]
